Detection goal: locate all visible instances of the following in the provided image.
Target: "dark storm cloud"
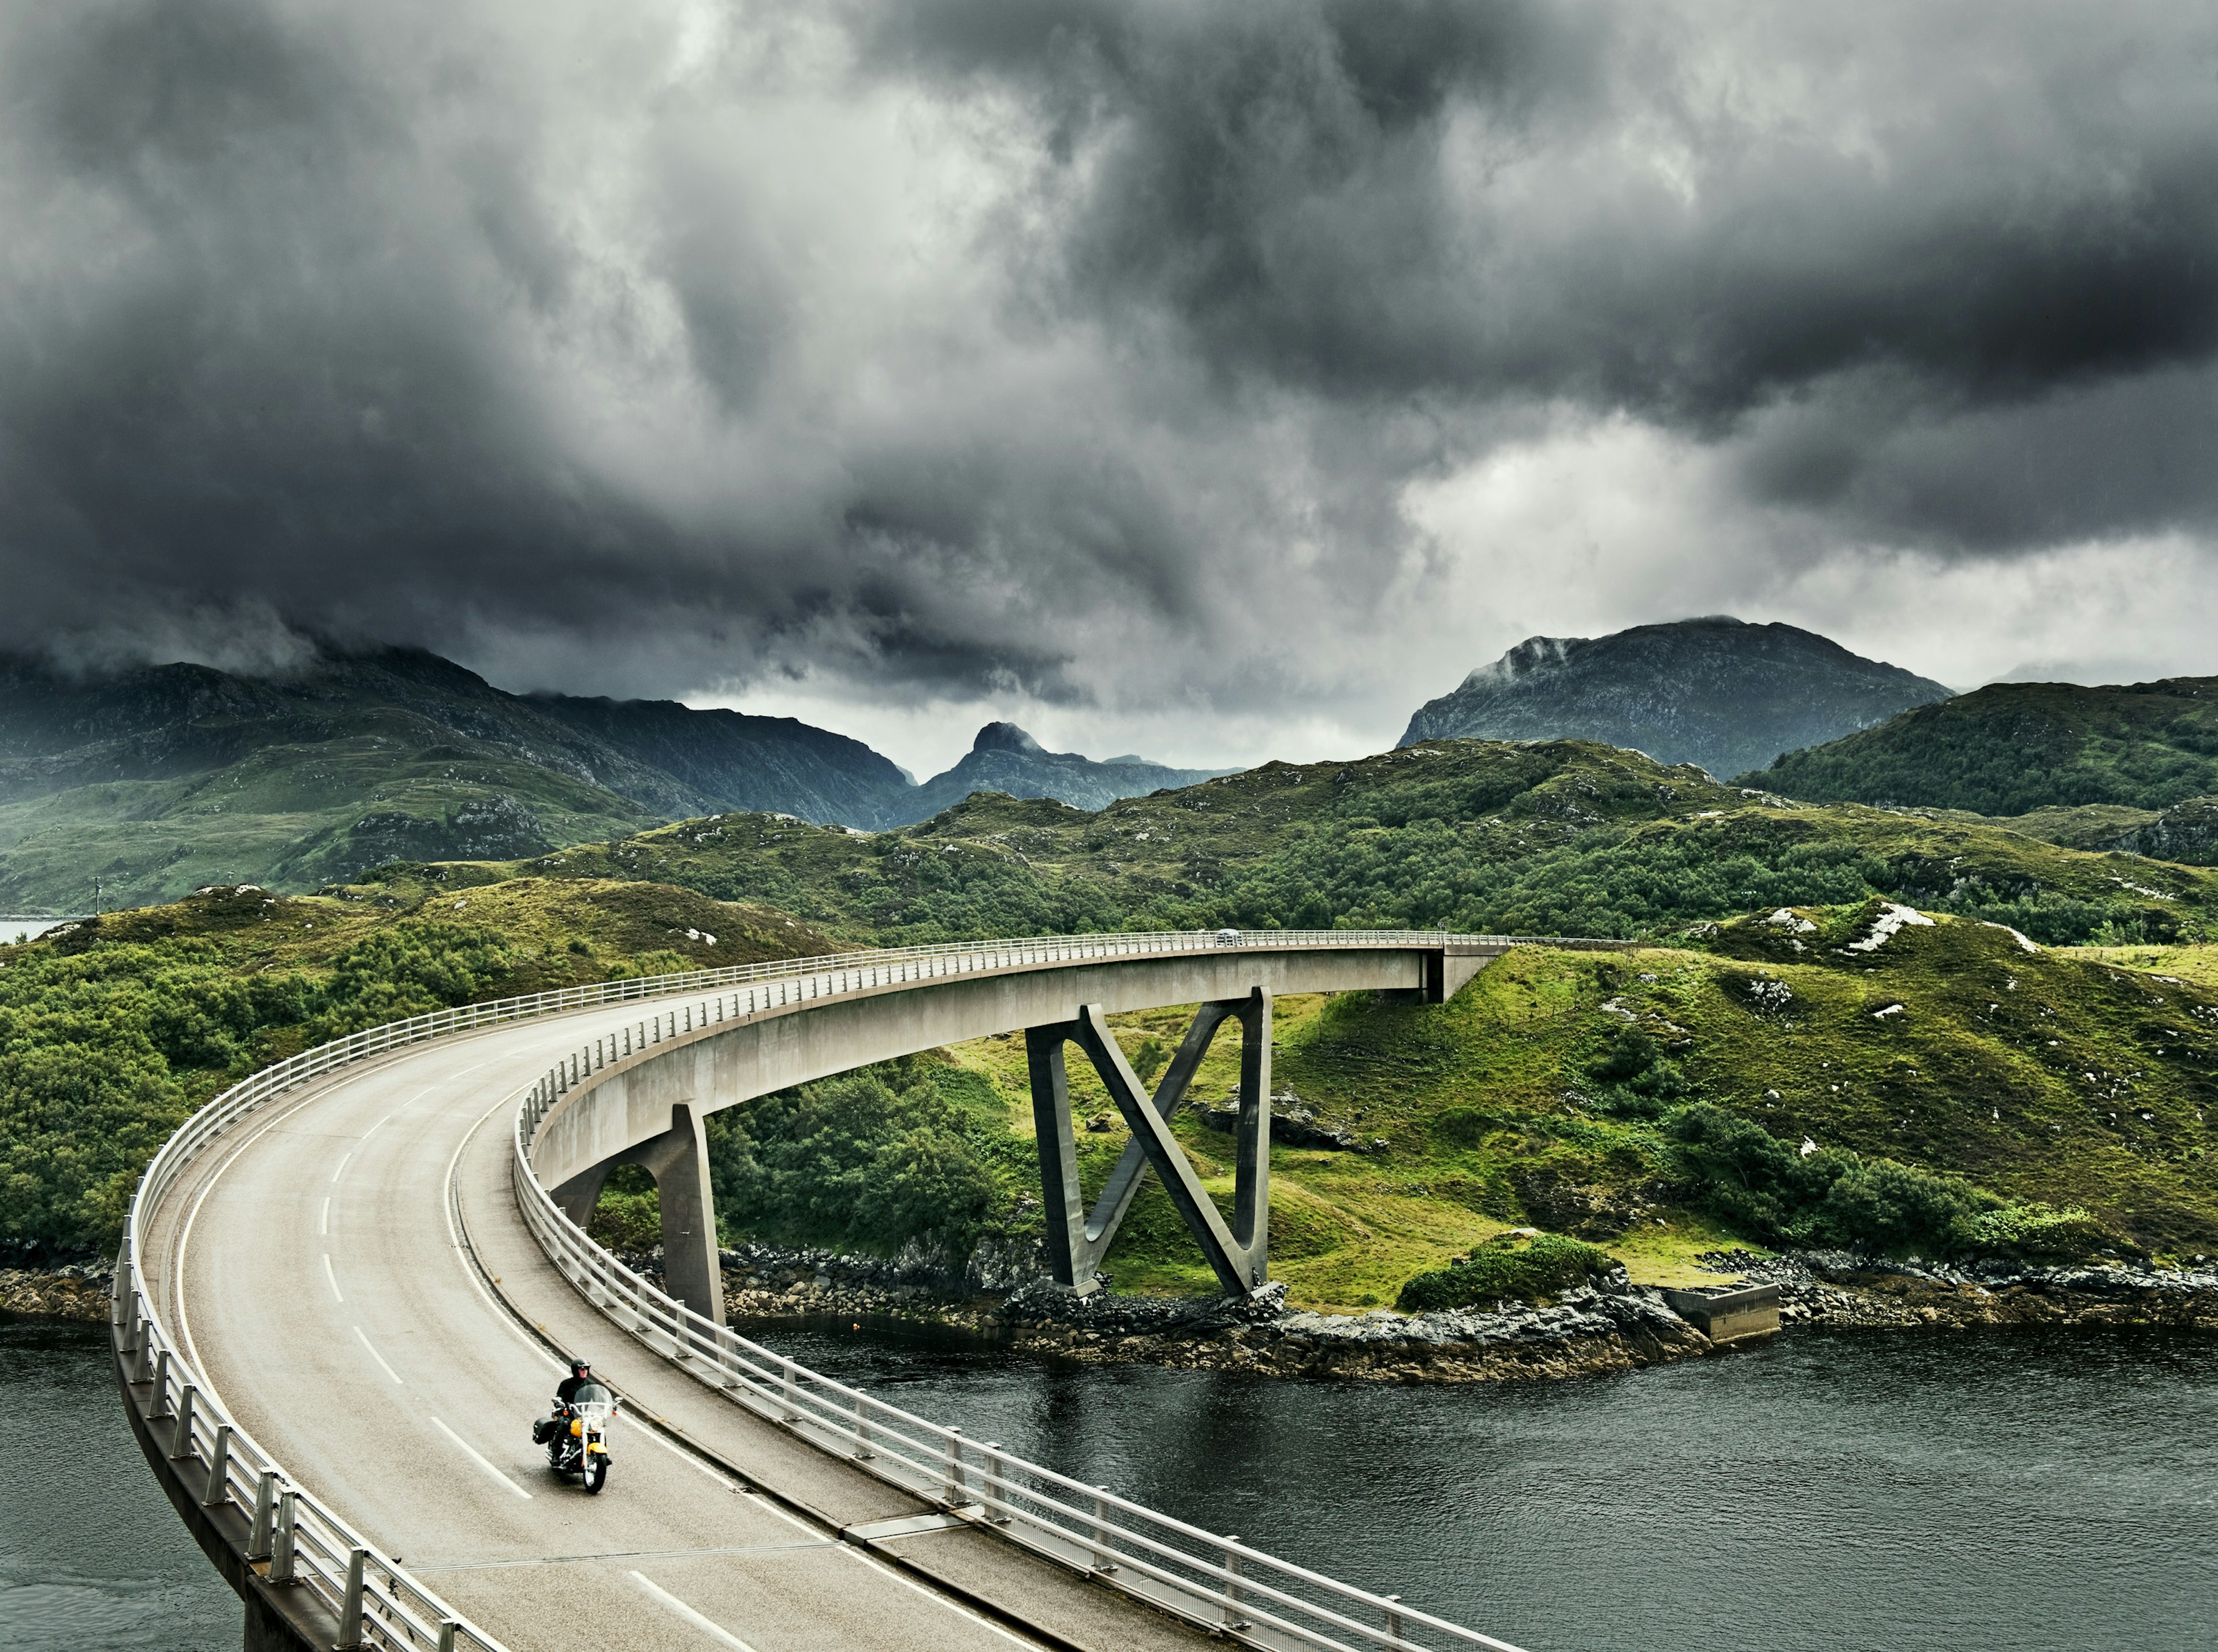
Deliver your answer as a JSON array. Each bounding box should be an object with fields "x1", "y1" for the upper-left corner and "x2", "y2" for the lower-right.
[
  {"x1": 867, "y1": 1, "x2": 2218, "y2": 415},
  {"x1": 5, "y1": 0, "x2": 2218, "y2": 708}
]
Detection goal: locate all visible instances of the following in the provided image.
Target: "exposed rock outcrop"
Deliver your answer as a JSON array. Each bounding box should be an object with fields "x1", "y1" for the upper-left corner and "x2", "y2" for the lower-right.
[{"x1": 2114, "y1": 795, "x2": 2218, "y2": 866}]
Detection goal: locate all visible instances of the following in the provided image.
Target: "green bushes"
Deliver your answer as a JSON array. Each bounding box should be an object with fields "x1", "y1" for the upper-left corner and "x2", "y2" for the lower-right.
[
  {"x1": 1583, "y1": 1027, "x2": 1689, "y2": 1118},
  {"x1": 0, "y1": 922, "x2": 530, "y2": 1252},
  {"x1": 704, "y1": 1060, "x2": 1006, "y2": 1256},
  {"x1": 1662, "y1": 1103, "x2": 2104, "y2": 1260},
  {"x1": 1395, "y1": 1233, "x2": 1617, "y2": 1311}
]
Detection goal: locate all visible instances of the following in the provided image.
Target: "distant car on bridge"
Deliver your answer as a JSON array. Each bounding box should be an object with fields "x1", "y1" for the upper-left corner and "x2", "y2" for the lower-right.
[{"x1": 1215, "y1": 927, "x2": 1241, "y2": 945}]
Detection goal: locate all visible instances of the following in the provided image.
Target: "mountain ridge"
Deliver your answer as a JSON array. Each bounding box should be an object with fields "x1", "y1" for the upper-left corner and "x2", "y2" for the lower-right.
[{"x1": 906, "y1": 723, "x2": 1230, "y2": 817}]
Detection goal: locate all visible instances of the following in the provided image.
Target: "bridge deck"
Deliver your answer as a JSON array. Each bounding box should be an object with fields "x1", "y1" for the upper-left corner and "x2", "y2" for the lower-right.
[{"x1": 137, "y1": 1003, "x2": 1214, "y2": 1652}]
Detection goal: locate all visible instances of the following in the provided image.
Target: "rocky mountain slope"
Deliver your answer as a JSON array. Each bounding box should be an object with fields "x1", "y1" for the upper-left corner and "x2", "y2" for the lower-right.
[
  {"x1": 1745, "y1": 678, "x2": 2218, "y2": 816},
  {"x1": 524, "y1": 692, "x2": 914, "y2": 824},
  {"x1": 0, "y1": 650, "x2": 1204, "y2": 909},
  {"x1": 900, "y1": 723, "x2": 1227, "y2": 819},
  {"x1": 1401, "y1": 616, "x2": 1952, "y2": 780}
]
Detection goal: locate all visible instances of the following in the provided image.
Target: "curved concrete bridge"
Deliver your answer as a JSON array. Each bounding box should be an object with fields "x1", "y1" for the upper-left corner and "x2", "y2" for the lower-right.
[{"x1": 113, "y1": 929, "x2": 1607, "y2": 1652}]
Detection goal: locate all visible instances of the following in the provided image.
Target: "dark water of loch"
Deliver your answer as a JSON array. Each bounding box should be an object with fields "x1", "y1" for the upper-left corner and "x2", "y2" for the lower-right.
[
  {"x1": 0, "y1": 1318, "x2": 235, "y2": 1652},
  {"x1": 761, "y1": 1318, "x2": 2218, "y2": 1652},
  {"x1": 8, "y1": 1311, "x2": 2216, "y2": 1652}
]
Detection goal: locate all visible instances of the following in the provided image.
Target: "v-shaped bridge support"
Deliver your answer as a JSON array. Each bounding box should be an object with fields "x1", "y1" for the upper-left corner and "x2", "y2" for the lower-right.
[{"x1": 1026, "y1": 988, "x2": 1271, "y2": 1297}]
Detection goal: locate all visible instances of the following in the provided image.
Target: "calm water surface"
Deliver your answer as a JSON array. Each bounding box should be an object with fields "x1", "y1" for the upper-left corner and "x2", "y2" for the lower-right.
[
  {"x1": 761, "y1": 1318, "x2": 2217, "y2": 1652},
  {"x1": 7, "y1": 1309, "x2": 2213, "y2": 1652},
  {"x1": 0, "y1": 1318, "x2": 235, "y2": 1652}
]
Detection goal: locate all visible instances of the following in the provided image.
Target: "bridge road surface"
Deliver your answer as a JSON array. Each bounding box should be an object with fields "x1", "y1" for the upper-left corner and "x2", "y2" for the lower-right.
[{"x1": 137, "y1": 997, "x2": 1219, "y2": 1652}]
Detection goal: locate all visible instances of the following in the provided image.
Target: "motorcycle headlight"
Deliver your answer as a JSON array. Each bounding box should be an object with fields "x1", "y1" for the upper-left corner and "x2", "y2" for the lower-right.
[{"x1": 570, "y1": 1419, "x2": 583, "y2": 1436}]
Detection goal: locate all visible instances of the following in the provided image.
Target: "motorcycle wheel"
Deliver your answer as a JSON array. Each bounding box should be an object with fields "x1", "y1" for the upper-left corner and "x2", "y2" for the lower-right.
[{"x1": 583, "y1": 1455, "x2": 608, "y2": 1495}]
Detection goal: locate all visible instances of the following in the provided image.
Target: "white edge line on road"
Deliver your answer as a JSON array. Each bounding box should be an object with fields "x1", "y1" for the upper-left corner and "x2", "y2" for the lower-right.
[
  {"x1": 430, "y1": 1415, "x2": 533, "y2": 1501},
  {"x1": 323, "y1": 1252, "x2": 344, "y2": 1303},
  {"x1": 353, "y1": 1324, "x2": 404, "y2": 1386},
  {"x1": 444, "y1": 1091, "x2": 567, "y2": 1372},
  {"x1": 172, "y1": 1085, "x2": 341, "y2": 1409},
  {"x1": 627, "y1": 1571, "x2": 760, "y2": 1652}
]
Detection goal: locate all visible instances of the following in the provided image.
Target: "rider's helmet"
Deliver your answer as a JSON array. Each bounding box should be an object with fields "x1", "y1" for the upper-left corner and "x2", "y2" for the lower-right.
[{"x1": 570, "y1": 1358, "x2": 592, "y2": 1379}]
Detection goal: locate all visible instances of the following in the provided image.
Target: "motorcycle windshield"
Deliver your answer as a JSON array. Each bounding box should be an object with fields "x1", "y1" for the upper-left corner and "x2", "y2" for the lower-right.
[{"x1": 571, "y1": 1382, "x2": 613, "y2": 1405}]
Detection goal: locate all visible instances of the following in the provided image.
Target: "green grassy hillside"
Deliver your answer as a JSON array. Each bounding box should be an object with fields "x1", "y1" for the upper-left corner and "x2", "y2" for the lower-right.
[
  {"x1": 1744, "y1": 678, "x2": 2218, "y2": 816},
  {"x1": 0, "y1": 880, "x2": 832, "y2": 1251},
  {"x1": 696, "y1": 903, "x2": 2218, "y2": 1311},
  {"x1": 356, "y1": 738, "x2": 2218, "y2": 948},
  {"x1": 13, "y1": 865, "x2": 2216, "y2": 1305}
]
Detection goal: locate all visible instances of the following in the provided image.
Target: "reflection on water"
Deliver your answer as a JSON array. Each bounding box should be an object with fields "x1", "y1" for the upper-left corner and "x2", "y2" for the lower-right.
[
  {"x1": 0, "y1": 1318, "x2": 235, "y2": 1652},
  {"x1": 756, "y1": 1316, "x2": 2218, "y2": 1652}
]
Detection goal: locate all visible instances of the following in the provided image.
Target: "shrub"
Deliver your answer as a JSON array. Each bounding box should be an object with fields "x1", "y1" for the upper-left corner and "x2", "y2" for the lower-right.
[
  {"x1": 1584, "y1": 1027, "x2": 1689, "y2": 1119},
  {"x1": 1395, "y1": 1233, "x2": 1617, "y2": 1311},
  {"x1": 1967, "y1": 1202, "x2": 2111, "y2": 1260},
  {"x1": 587, "y1": 1189, "x2": 662, "y2": 1252}
]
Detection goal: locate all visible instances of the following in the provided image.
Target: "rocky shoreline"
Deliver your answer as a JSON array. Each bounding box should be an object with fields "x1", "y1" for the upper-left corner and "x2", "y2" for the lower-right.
[
  {"x1": 0, "y1": 1263, "x2": 113, "y2": 1324},
  {"x1": 1709, "y1": 1248, "x2": 2218, "y2": 1333},
  {"x1": 11, "y1": 1242, "x2": 2214, "y2": 1381},
  {"x1": 703, "y1": 1241, "x2": 2218, "y2": 1383}
]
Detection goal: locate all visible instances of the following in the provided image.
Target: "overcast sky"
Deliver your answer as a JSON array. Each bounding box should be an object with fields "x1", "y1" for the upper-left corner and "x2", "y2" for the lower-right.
[{"x1": 8, "y1": 1, "x2": 2218, "y2": 776}]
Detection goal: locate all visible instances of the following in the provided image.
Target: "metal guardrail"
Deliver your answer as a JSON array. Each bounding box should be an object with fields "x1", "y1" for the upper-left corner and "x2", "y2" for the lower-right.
[{"x1": 116, "y1": 927, "x2": 1595, "y2": 1651}]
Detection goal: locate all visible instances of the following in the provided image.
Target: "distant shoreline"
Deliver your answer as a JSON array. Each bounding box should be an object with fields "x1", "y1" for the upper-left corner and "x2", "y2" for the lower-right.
[{"x1": 1, "y1": 915, "x2": 81, "y2": 942}]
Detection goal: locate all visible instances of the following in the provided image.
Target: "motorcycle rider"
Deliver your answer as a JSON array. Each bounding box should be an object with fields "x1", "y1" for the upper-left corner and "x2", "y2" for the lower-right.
[
  {"x1": 535, "y1": 1358, "x2": 600, "y2": 1448},
  {"x1": 556, "y1": 1358, "x2": 597, "y2": 1407}
]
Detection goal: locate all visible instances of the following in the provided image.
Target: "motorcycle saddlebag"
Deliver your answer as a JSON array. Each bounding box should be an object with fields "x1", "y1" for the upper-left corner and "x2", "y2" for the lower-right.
[{"x1": 531, "y1": 1418, "x2": 554, "y2": 1446}]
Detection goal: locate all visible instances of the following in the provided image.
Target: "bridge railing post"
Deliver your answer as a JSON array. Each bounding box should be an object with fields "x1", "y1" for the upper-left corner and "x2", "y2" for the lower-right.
[
  {"x1": 203, "y1": 1423, "x2": 232, "y2": 1506},
  {"x1": 1221, "y1": 1535, "x2": 1248, "y2": 1631},
  {"x1": 336, "y1": 1547, "x2": 368, "y2": 1649},
  {"x1": 269, "y1": 1487, "x2": 298, "y2": 1583},
  {"x1": 437, "y1": 1618, "x2": 459, "y2": 1652},
  {"x1": 943, "y1": 1427, "x2": 966, "y2": 1505},
  {"x1": 1089, "y1": 1488, "x2": 1117, "y2": 1573},
  {"x1": 247, "y1": 1470, "x2": 276, "y2": 1560},
  {"x1": 169, "y1": 1382, "x2": 196, "y2": 1458},
  {"x1": 1385, "y1": 1593, "x2": 1406, "y2": 1647},
  {"x1": 981, "y1": 1442, "x2": 1009, "y2": 1524},
  {"x1": 853, "y1": 1392, "x2": 873, "y2": 1460}
]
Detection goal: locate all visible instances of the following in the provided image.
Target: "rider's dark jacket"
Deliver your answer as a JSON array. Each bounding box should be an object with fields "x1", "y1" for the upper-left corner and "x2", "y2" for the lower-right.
[{"x1": 555, "y1": 1373, "x2": 594, "y2": 1407}]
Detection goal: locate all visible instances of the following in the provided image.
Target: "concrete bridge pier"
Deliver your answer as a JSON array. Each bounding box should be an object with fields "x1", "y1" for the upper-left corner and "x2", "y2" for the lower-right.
[
  {"x1": 1026, "y1": 988, "x2": 1272, "y2": 1297},
  {"x1": 550, "y1": 1102, "x2": 724, "y2": 1326}
]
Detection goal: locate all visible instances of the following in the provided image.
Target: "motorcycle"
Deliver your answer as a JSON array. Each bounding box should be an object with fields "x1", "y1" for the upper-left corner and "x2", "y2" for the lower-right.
[{"x1": 539, "y1": 1381, "x2": 617, "y2": 1493}]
